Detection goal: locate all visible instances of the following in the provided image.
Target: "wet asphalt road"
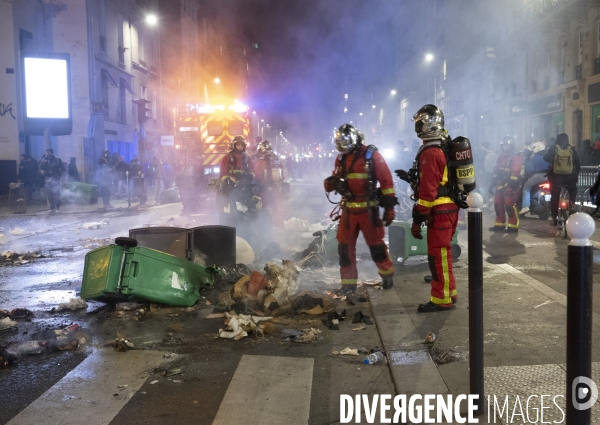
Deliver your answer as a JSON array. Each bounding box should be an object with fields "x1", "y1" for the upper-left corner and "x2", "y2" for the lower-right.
[{"x1": 2, "y1": 190, "x2": 600, "y2": 424}]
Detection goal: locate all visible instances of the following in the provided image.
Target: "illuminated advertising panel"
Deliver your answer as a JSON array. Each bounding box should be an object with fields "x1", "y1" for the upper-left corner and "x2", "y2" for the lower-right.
[{"x1": 20, "y1": 51, "x2": 72, "y2": 135}]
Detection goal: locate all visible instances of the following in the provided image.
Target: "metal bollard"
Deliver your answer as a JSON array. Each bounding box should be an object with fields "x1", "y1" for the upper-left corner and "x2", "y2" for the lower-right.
[
  {"x1": 126, "y1": 171, "x2": 131, "y2": 209},
  {"x1": 467, "y1": 192, "x2": 484, "y2": 415},
  {"x1": 565, "y1": 213, "x2": 596, "y2": 425}
]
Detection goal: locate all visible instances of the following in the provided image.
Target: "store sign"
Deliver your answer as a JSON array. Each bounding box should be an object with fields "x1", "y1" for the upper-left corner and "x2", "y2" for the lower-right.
[
  {"x1": 528, "y1": 93, "x2": 563, "y2": 115},
  {"x1": 179, "y1": 126, "x2": 198, "y2": 132},
  {"x1": 509, "y1": 101, "x2": 526, "y2": 117},
  {"x1": 161, "y1": 135, "x2": 175, "y2": 146}
]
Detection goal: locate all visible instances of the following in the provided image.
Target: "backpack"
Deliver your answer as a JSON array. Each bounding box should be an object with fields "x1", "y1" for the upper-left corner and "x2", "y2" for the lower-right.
[
  {"x1": 553, "y1": 145, "x2": 573, "y2": 175},
  {"x1": 413, "y1": 136, "x2": 476, "y2": 209}
]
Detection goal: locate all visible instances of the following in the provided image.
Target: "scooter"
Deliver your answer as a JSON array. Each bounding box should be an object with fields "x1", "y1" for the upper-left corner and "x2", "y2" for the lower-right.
[{"x1": 519, "y1": 181, "x2": 551, "y2": 220}]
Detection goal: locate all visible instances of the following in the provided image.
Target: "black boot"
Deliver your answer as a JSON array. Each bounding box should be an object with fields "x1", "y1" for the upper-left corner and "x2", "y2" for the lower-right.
[
  {"x1": 335, "y1": 284, "x2": 357, "y2": 296},
  {"x1": 382, "y1": 276, "x2": 393, "y2": 289},
  {"x1": 417, "y1": 301, "x2": 452, "y2": 313},
  {"x1": 488, "y1": 225, "x2": 505, "y2": 232}
]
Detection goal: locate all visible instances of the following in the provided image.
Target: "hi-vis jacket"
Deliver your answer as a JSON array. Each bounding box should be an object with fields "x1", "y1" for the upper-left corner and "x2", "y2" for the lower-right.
[
  {"x1": 492, "y1": 152, "x2": 522, "y2": 191},
  {"x1": 414, "y1": 141, "x2": 456, "y2": 217},
  {"x1": 332, "y1": 145, "x2": 395, "y2": 210}
]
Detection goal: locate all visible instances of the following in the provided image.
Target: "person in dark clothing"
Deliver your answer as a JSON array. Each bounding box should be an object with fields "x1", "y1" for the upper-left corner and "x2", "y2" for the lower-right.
[
  {"x1": 19, "y1": 154, "x2": 39, "y2": 201},
  {"x1": 543, "y1": 132, "x2": 580, "y2": 226},
  {"x1": 129, "y1": 156, "x2": 141, "y2": 200},
  {"x1": 38, "y1": 149, "x2": 65, "y2": 213},
  {"x1": 67, "y1": 157, "x2": 80, "y2": 182},
  {"x1": 579, "y1": 140, "x2": 593, "y2": 166},
  {"x1": 96, "y1": 150, "x2": 114, "y2": 208},
  {"x1": 591, "y1": 139, "x2": 600, "y2": 166},
  {"x1": 114, "y1": 155, "x2": 129, "y2": 197}
]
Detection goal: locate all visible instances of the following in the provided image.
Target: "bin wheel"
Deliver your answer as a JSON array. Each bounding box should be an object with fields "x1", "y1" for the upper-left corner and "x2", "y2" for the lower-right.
[
  {"x1": 451, "y1": 244, "x2": 461, "y2": 260},
  {"x1": 115, "y1": 237, "x2": 138, "y2": 248}
]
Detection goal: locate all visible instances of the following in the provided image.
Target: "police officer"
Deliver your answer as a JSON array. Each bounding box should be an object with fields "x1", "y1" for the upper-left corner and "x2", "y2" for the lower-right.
[
  {"x1": 38, "y1": 148, "x2": 65, "y2": 214},
  {"x1": 489, "y1": 136, "x2": 522, "y2": 233},
  {"x1": 324, "y1": 124, "x2": 397, "y2": 294},
  {"x1": 410, "y1": 105, "x2": 459, "y2": 312},
  {"x1": 254, "y1": 140, "x2": 285, "y2": 227}
]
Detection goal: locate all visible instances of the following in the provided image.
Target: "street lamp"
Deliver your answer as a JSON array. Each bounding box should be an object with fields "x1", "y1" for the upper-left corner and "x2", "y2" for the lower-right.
[
  {"x1": 214, "y1": 77, "x2": 220, "y2": 84},
  {"x1": 425, "y1": 53, "x2": 435, "y2": 104},
  {"x1": 390, "y1": 90, "x2": 397, "y2": 95}
]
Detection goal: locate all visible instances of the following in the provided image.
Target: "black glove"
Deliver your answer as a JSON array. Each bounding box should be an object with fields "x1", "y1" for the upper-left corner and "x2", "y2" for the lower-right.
[
  {"x1": 411, "y1": 221, "x2": 423, "y2": 239},
  {"x1": 395, "y1": 169, "x2": 410, "y2": 183},
  {"x1": 383, "y1": 208, "x2": 394, "y2": 226},
  {"x1": 324, "y1": 176, "x2": 336, "y2": 192}
]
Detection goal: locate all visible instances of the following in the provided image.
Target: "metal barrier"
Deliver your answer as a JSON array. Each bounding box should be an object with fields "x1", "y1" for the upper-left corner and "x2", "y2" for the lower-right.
[{"x1": 578, "y1": 166, "x2": 599, "y2": 204}]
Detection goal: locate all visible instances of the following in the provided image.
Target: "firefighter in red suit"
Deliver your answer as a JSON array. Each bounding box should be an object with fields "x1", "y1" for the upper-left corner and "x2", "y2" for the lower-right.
[
  {"x1": 219, "y1": 136, "x2": 255, "y2": 180},
  {"x1": 488, "y1": 136, "x2": 522, "y2": 233},
  {"x1": 410, "y1": 104, "x2": 459, "y2": 312},
  {"x1": 254, "y1": 140, "x2": 285, "y2": 227},
  {"x1": 324, "y1": 124, "x2": 397, "y2": 294},
  {"x1": 217, "y1": 136, "x2": 255, "y2": 223}
]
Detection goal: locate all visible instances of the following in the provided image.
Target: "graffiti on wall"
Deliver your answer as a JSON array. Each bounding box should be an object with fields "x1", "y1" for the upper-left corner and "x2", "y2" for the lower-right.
[{"x1": 0, "y1": 103, "x2": 16, "y2": 120}]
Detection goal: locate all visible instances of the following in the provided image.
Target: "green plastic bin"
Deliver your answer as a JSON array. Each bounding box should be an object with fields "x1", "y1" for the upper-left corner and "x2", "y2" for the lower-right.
[
  {"x1": 388, "y1": 221, "x2": 461, "y2": 264},
  {"x1": 81, "y1": 242, "x2": 218, "y2": 306}
]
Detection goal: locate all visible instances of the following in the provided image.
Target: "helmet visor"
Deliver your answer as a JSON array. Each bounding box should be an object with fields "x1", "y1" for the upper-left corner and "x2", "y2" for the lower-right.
[{"x1": 335, "y1": 132, "x2": 357, "y2": 153}]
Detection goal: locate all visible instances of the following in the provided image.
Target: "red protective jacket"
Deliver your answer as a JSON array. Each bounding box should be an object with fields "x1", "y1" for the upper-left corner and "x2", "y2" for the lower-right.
[
  {"x1": 492, "y1": 152, "x2": 522, "y2": 190},
  {"x1": 254, "y1": 154, "x2": 284, "y2": 188},
  {"x1": 219, "y1": 151, "x2": 254, "y2": 178},
  {"x1": 415, "y1": 141, "x2": 456, "y2": 218},
  {"x1": 332, "y1": 145, "x2": 395, "y2": 209}
]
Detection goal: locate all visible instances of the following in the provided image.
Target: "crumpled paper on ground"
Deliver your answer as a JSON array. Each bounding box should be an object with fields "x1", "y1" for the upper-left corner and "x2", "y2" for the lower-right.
[
  {"x1": 0, "y1": 317, "x2": 18, "y2": 331},
  {"x1": 340, "y1": 347, "x2": 359, "y2": 356},
  {"x1": 58, "y1": 298, "x2": 88, "y2": 311},
  {"x1": 219, "y1": 312, "x2": 273, "y2": 340}
]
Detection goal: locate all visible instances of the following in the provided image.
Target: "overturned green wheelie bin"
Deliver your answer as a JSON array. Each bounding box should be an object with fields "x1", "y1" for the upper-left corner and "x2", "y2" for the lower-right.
[
  {"x1": 81, "y1": 237, "x2": 218, "y2": 306},
  {"x1": 388, "y1": 221, "x2": 461, "y2": 265}
]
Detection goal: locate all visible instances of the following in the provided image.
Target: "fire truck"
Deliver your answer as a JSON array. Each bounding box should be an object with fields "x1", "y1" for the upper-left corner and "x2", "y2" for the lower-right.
[{"x1": 173, "y1": 103, "x2": 253, "y2": 209}]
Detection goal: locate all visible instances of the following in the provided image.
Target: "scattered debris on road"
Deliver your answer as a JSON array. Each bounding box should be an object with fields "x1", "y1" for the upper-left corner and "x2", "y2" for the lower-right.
[
  {"x1": 58, "y1": 297, "x2": 88, "y2": 311},
  {"x1": 1, "y1": 250, "x2": 47, "y2": 266},
  {"x1": 281, "y1": 327, "x2": 321, "y2": 343},
  {"x1": 218, "y1": 312, "x2": 273, "y2": 340},
  {"x1": 0, "y1": 317, "x2": 18, "y2": 331},
  {"x1": 425, "y1": 332, "x2": 436, "y2": 343},
  {"x1": 340, "y1": 347, "x2": 359, "y2": 356}
]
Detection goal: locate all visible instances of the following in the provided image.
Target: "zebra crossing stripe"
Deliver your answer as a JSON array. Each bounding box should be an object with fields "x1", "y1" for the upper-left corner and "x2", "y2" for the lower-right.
[
  {"x1": 7, "y1": 349, "x2": 166, "y2": 425},
  {"x1": 212, "y1": 355, "x2": 314, "y2": 425}
]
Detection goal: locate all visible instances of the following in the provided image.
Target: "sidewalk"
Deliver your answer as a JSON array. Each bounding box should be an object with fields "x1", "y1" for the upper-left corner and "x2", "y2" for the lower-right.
[
  {"x1": 0, "y1": 190, "x2": 167, "y2": 218},
  {"x1": 368, "y1": 219, "x2": 600, "y2": 424}
]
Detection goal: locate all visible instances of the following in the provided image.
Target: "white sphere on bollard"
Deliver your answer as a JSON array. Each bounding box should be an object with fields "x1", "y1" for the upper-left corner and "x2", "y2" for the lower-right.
[
  {"x1": 467, "y1": 192, "x2": 484, "y2": 211},
  {"x1": 566, "y1": 212, "x2": 596, "y2": 246}
]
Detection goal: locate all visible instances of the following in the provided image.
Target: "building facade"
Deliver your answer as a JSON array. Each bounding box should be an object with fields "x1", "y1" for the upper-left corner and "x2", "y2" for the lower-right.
[
  {"x1": 0, "y1": 0, "x2": 259, "y2": 188},
  {"x1": 394, "y1": 0, "x2": 600, "y2": 151}
]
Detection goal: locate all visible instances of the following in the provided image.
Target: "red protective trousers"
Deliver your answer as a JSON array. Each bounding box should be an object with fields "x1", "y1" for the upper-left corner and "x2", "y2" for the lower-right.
[
  {"x1": 427, "y1": 204, "x2": 459, "y2": 306},
  {"x1": 493, "y1": 187, "x2": 520, "y2": 229},
  {"x1": 336, "y1": 208, "x2": 394, "y2": 285}
]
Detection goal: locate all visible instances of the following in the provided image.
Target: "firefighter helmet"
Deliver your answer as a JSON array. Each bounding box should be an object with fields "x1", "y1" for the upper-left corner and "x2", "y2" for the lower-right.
[
  {"x1": 412, "y1": 104, "x2": 445, "y2": 140},
  {"x1": 231, "y1": 135, "x2": 246, "y2": 151},
  {"x1": 335, "y1": 124, "x2": 363, "y2": 153},
  {"x1": 500, "y1": 136, "x2": 514, "y2": 152},
  {"x1": 258, "y1": 140, "x2": 273, "y2": 155}
]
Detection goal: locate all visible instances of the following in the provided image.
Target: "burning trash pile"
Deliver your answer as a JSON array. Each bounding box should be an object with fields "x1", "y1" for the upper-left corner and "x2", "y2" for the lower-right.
[
  {"x1": 0, "y1": 250, "x2": 47, "y2": 266},
  {"x1": 0, "y1": 323, "x2": 89, "y2": 367},
  {"x1": 218, "y1": 260, "x2": 300, "y2": 314}
]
